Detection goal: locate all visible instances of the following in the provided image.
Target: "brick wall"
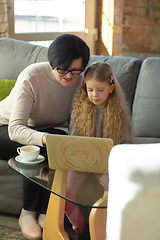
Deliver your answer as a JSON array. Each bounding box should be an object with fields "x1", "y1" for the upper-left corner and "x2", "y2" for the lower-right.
[
  {"x1": 97, "y1": 0, "x2": 160, "y2": 56},
  {"x1": 0, "y1": 0, "x2": 8, "y2": 37},
  {"x1": 122, "y1": 0, "x2": 160, "y2": 54}
]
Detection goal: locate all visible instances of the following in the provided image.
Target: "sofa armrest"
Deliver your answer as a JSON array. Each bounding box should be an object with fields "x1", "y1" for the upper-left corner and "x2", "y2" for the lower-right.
[{"x1": 132, "y1": 57, "x2": 160, "y2": 142}]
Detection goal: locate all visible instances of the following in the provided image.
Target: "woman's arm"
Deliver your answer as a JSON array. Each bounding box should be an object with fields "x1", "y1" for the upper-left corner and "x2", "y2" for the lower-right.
[{"x1": 9, "y1": 80, "x2": 47, "y2": 146}]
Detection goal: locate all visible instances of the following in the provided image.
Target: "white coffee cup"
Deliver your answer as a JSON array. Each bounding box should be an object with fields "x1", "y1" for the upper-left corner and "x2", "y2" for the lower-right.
[{"x1": 17, "y1": 145, "x2": 40, "y2": 161}]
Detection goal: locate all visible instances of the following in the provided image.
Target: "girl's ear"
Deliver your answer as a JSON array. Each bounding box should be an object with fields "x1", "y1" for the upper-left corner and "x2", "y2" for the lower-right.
[{"x1": 109, "y1": 83, "x2": 115, "y2": 93}]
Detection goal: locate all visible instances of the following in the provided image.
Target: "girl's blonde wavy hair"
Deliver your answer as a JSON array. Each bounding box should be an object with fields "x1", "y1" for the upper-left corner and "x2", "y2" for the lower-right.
[{"x1": 71, "y1": 62, "x2": 133, "y2": 145}]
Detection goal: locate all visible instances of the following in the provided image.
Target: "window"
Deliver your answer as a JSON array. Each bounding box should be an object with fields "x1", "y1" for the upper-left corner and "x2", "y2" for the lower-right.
[
  {"x1": 14, "y1": 0, "x2": 85, "y2": 34},
  {"x1": 7, "y1": 0, "x2": 97, "y2": 54}
]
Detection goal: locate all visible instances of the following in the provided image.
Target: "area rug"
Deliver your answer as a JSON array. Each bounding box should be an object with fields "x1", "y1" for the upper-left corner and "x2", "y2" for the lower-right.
[
  {"x1": 0, "y1": 225, "x2": 25, "y2": 240},
  {"x1": 0, "y1": 224, "x2": 80, "y2": 240}
]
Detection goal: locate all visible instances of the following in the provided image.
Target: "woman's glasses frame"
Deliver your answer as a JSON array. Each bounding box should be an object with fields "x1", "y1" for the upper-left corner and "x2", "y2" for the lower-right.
[{"x1": 56, "y1": 67, "x2": 84, "y2": 75}]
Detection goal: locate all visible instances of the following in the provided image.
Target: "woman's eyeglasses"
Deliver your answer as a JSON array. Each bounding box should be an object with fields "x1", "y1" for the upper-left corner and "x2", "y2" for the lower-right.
[{"x1": 56, "y1": 67, "x2": 84, "y2": 75}]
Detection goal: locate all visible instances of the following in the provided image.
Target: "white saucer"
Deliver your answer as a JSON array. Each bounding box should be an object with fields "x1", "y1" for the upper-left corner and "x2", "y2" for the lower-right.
[{"x1": 15, "y1": 155, "x2": 45, "y2": 165}]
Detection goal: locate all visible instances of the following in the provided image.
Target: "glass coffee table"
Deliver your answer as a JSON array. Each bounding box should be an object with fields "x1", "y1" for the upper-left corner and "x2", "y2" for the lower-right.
[
  {"x1": 8, "y1": 156, "x2": 107, "y2": 240},
  {"x1": 8, "y1": 157, "x2": 107, "y2": 208}
]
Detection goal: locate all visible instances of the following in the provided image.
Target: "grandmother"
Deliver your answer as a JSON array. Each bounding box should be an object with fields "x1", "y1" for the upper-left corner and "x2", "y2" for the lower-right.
[{"x1": 0, "y1": 33, "x2": 90, "y2": 240}]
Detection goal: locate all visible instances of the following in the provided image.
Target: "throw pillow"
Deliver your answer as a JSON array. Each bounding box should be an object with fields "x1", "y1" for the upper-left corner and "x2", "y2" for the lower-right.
[{"x1": 0, "y1": 79, "x2": 16, "y2": 101}]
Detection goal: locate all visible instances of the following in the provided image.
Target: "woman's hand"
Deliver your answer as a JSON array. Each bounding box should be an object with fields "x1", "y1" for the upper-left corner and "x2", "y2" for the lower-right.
[{"x1": 42, "y1": 133, "x2": 48, "y2": 146}]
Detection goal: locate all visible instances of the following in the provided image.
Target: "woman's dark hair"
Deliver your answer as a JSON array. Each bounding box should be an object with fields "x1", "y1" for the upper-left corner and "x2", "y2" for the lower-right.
[{"x1": 48, "y1": 34, "x2": 90, "y2": 70}]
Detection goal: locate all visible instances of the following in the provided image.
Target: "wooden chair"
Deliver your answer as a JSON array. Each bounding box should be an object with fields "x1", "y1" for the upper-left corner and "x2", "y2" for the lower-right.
[{"x1": 43, "y1": 134, "x2": 113, "y2": 240}]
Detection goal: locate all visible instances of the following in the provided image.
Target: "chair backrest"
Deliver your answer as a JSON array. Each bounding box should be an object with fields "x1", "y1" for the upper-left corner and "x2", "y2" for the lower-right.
[{"x1": 46, "y1": 134, "x2": 113, "y2": 173}]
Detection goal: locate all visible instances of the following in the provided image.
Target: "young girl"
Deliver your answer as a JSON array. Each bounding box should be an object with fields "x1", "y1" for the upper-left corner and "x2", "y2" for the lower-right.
[{"x1": 65, "y1": 62, "x2": 133, "y2": 239}]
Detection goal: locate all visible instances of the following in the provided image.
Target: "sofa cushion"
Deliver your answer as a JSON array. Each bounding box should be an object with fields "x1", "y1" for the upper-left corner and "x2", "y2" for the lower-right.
[
  {"x1": 89, "y1": 56, "x2": 142, "y2": 111},
  {"x1": 0, "y1": 38, "x2": 48, "y2": 80},
  {"x1": 0, "y1": 79, "x2": 16, "y2": 101},
  {"x1": 132, "y1": 57, "x2": 160, "y2": 142},
  {"x1": 0, "y1": 161, "x2": 23, "y2": 215}
]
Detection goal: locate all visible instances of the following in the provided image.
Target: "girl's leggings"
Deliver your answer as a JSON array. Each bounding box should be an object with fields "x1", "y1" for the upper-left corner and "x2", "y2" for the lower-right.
[{"x1": 65, "y1": 171, "x2": 108, "y2": 233}]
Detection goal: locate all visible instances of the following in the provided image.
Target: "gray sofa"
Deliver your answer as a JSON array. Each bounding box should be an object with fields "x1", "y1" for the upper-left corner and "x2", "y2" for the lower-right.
[{"x1": 0, "y1": 37, "x2": 160, "y2": 216}]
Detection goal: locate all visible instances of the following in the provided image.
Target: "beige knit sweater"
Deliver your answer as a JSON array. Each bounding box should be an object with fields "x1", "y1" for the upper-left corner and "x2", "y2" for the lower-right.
[{"x1": 0, "y1": 62, "x2": 83, "y2": 146}]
